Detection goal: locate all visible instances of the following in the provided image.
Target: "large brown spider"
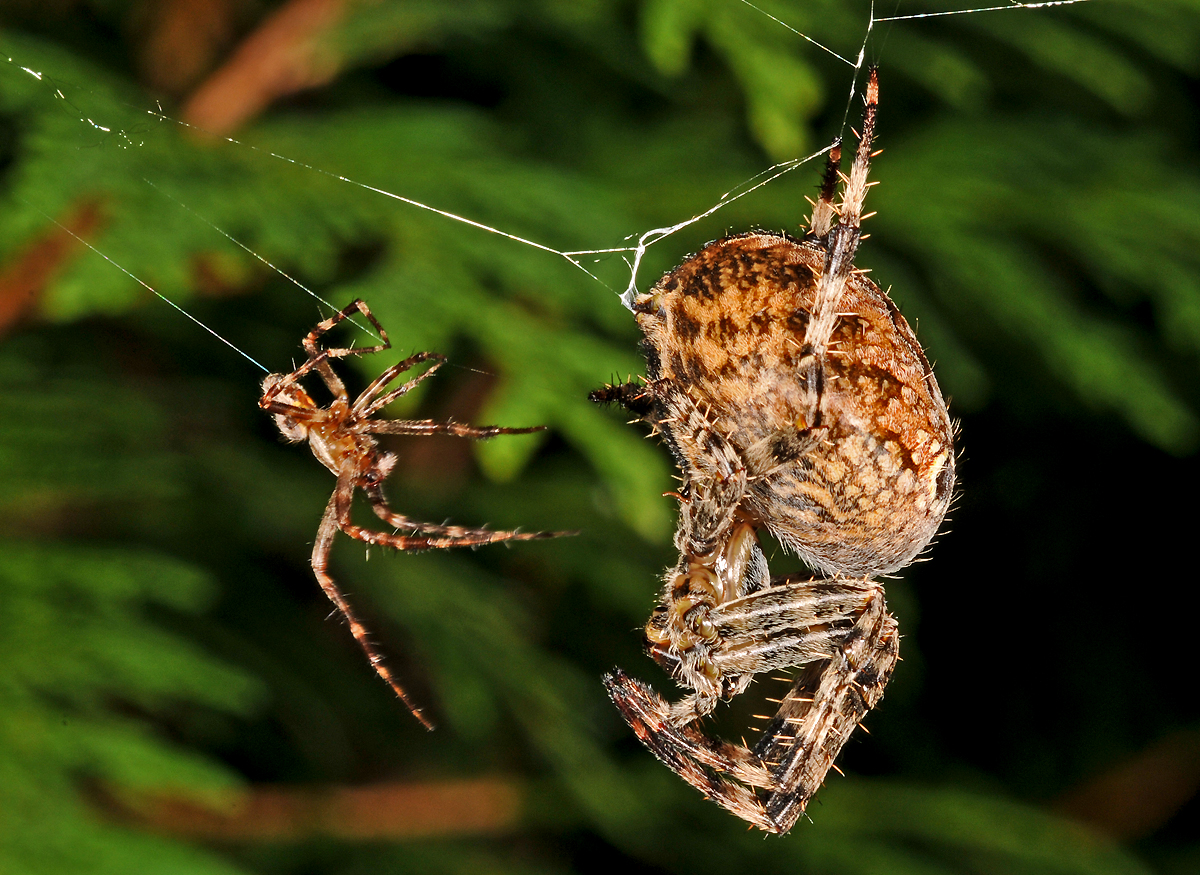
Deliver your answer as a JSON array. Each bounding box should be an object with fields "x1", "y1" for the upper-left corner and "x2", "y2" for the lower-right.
[
  {"x1": 260, "y1": 299, "x2": 560, "y2": 729},
  {"x1": 593, "y1": 70, "x2": 954, "y2": 832}
]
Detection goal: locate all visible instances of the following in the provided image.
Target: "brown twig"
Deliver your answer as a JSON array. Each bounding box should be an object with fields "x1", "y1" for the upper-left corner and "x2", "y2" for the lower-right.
[
  {"x1": 139, "y1": 0, "x2": 240, "y2": 99},
  {"x1": 0, "y1": 199, "x2": 105, "y2": 334},
  {"x1": 108, "y1": 776, "x2": 523, "y2": 841},
  {"x1": 1056, "y1": 729, "x2": 1200, "y2": 840}
]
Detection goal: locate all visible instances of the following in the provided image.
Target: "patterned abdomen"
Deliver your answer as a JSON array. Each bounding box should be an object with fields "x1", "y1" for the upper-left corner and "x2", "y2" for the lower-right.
[{"x1": 635, "y1": 233, "x2": 954, "y2": 576}]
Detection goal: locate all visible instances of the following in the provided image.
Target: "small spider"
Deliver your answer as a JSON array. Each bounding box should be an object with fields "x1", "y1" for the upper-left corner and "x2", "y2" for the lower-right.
[
  {"x1": 593, "y1": 70, "x2": 954, "y2": 832},
  {"x1": 260, "y1": 299, "x2": 561, "y2": 729}
]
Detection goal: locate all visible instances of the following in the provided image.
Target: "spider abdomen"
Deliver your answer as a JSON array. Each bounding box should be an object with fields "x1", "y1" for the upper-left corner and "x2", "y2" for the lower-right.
[{"x1": 635, "y1": 232, "x2": 954, "y2": 577}]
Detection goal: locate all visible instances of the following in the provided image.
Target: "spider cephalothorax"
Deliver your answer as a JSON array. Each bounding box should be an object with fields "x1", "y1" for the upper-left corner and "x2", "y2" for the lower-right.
[
  {"x1": 594, "y1": 69, "x2": 955, "y2": 832},
  {"x1": 261, "y1": 299, "x2": 563, "y2": 729}
]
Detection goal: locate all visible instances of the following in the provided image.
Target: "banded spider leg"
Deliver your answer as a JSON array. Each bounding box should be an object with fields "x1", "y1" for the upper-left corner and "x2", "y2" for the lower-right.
[{"x1": 261, "y1": 299, "x2": 566, "y2": 728}]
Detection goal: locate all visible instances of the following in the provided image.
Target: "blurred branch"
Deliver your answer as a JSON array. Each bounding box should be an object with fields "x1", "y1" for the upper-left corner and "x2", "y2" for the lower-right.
[
  {"x1": 1056, "y1": 729, "x2": 1200, "y2": 840},
  {"x1": 107, "y1": 776, "x2": 523, "y2": 841},
  {"x1": 0, "y1": 198, "x2": 103, "y2": 333},
  {"x1": 182, "y1": 0, "x2": 350, "y2": 135},
  {"x1": 139, "y1": 0, "x2": 241, "y2": 99}
]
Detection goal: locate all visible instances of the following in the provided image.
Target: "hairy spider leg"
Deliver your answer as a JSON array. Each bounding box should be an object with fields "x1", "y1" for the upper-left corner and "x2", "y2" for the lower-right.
[
  {"x1": 804, "y1": 68, "x2": 879, "y2": 358},
  {"x1": 360, "y1": 482, "x2": 558, "y2": 541},
  {"x1": 788, "y1": 70, "x2": 880, "y2": 432},
  {"x1": 807, "y1": 140, "x2": 842, "y2": 240},
  {"x1": 260, "y1": 348, "x2": 335, "y2": 409},
  {"x1": 359, "y1": 419, "x2": 546, "y2": 440},
  {"x1": 354, "y1": 351, "x2": 556, "y2": 540},
  {"x1": 304, "y1": 298, "x2": 392, "y2": 361},
  {"x1": 606, "y1": 577, "x2": 896, "y2": 833},
  {"x1": 328, "y1": 471, "x2": 552, "y2": 558},
  {"x1": 301, "y1": 299, "x2": 392, "y2": 398},
  {"x1": 353, "y1": 351, "x2": 446, "y2": 417},
  {"x1": 605, "y1": 667, "x2": 778, "y2": 832},
  {"x1": 311, "y1": 481, "x2": 434, "y2": 729},
  {"x1": 708, "y1": 578, "x2": 881, "y2": 676},
  {"x1": 313, "y1": 447, "x2": 556, "y2": 730}
]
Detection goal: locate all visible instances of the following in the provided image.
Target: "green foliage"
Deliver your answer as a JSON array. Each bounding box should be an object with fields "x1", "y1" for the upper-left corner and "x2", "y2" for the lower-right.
[
  {"x1": 0, "y1": 340, "x2": 262, "y2": 874},
  {"x1": 0, "y1": 540, "x2": 258, "y2": 874},
  {"x1": 1, "y1": 1, "x2": 1197, "y2": 874}
]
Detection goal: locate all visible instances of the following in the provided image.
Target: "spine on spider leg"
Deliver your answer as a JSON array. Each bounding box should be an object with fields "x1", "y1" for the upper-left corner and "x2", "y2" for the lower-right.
[
  {"x1": 803, "y1": 67, "x2": 880, "y2": 360},
  {"x1": 588, "y1": 380, "x2": 655, "y2": 419},
  {"x1": 602, "y1": 668, "x2": 781, "y2": 833},
  {"x1": 754, "y1": 580, "x2": 897, "y2": 833},
  {"x1": 312, "y1": 524, "x2": 436, "y2": 731},
  {"x1": 837, "y1": 69, "x2": 879, "y2": 244}
]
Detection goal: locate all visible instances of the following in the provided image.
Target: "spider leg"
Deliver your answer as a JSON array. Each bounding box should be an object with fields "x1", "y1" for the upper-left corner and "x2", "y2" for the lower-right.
[
  {"x1": 649, "y1": 576, "x2": 869, "y2": 708},
  {"x1": 709, "y1": 578, "x2": 876, "y2": 676},
  {"x1": 304, "y1": 298, "x2": 391, "y2": 360},
  {"x1": 588, "y1": 381, "x2": 656, "y2": 419},
  {"x1": 803, "y1": 68, "x2": 877, "y2": 359},
  {"x1": 311, "y1": 476, "x2": 434, "y2": 729},
  {"x1": 301, "y1": 300, "x2": 392, "y2": 402},
  {"x1": 334, "y1": 470, "x2": 557, "y2": 552},
  {"x1": 259, "y1": 395, "x2": 319, "y2": 420},
  {"x1": 362, "y1": 483, "x2": 563, "y2": 542},
  {"x1": 609, "y1": 576, "x2": 895, "y2": 833},
  {"x1": 354, "y1": 419, "x2": 545, "y2": 439},
  {"x1": 259, "y1": 351, "x2": 333, "y2": 408},
  {"x1": 755, "y1": 580, "x2": 898, "y2": 833},
  {"x1": 353, "y1": 352, "x2": 446, "y2": 417},
  {"x1": 806, "y1": 140, "x2": 842, "y2": 241},
  {"x1": 604, "y1": 668, "x2": 780, "y2": 832},
  {"x1": 674, "y1": 470, "x2": 746, "y2": 558},
  {"x1": 652, "y1": 390, "x2": 749, "y2": 557},
  {"x1": 351, "y1": 352, "x2": 547, "y2": 434},
  {"x1": 261, "y1": 344, "x2": 351, "y2": 410},
  {"x1": 710, "y1": 580, "x2": 873, "y2": 676}
]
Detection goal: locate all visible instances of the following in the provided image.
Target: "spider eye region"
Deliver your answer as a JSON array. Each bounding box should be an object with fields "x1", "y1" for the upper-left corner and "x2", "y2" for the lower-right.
[{"x1": 636, "y1": 232, "x2": 955, "y2": 577}]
